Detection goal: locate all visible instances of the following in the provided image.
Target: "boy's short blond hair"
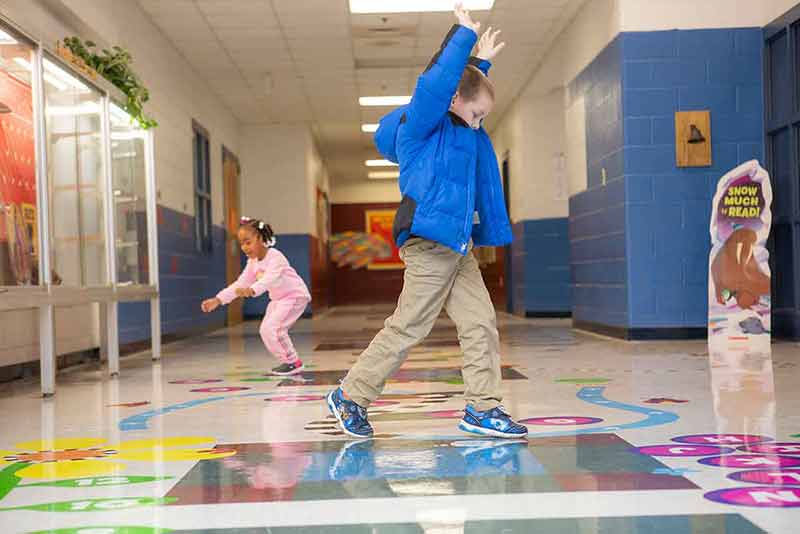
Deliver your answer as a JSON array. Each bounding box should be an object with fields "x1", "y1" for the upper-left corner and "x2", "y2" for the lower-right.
[{"x1": 457, "y1": 65, "x2": 495, "y2": 101}]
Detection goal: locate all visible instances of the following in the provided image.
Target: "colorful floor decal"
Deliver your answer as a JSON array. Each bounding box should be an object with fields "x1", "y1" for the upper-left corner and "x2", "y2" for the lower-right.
[
  {"x1": 0, "y1": 437, "x2": 232, "y2": 503},
  {"x1": 316, "y1": 340, "x2": 459, "y2": 351},
  {"x1": 107, "y1": 401, "x2": 151, "y2": 408},
  {"x1": 631, "y1": 433, "x2": 800, "y2": 508},
  {"x1": 276, "y1": 366, "x2": 527, "y2": 387},
  {"x1": 555, "y1": 377, "x2": 612, "y2": 384},
  {"x1": 165, "y1": 434, "x2": 697, "y2": 505},
  {"x1": 521, "y1": 387, "x2": 680, "y2": 438},
  {"x1": 58, "y1": 515, "x2": 764, "y2": 533},
  {"x1": 643, "y1": 398, "x2": 689, "y2": 404},
  {"x1": 0, "y1": 496, "x2": 175, "y2": 513},
  {"x1": 520, "y1": 416, "x2": 603, "y2": 426}
]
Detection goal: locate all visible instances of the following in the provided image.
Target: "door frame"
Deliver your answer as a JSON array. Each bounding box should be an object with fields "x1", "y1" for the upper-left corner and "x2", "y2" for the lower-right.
[
  {"x1": 502, "y1": 152, "x2": 514, "y2": 314},
  {"x1": 222, "y1": 146, "x2": 242, "y2": 326},
  {"x1": 764, "y1": 9, "x2": 800, "y2": 339}
]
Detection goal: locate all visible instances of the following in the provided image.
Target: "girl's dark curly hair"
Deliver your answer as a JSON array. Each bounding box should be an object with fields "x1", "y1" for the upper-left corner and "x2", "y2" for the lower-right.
[{"x1": 239, "y1": 216, "x2": 276, "y2": 247}]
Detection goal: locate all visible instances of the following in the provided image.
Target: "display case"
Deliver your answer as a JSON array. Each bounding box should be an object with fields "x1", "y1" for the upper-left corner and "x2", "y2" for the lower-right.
[{"x1": 0, "y1": 14, "x2": 160, "y2": 396}]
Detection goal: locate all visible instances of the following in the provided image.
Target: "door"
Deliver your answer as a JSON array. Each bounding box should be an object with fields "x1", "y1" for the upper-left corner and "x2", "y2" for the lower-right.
[
  {"x1": 765, "y1": 11, "x2": 800, "y2": 339},
  {"x1": 223, "y1": 147, "x2": 242, "y2": 325},
  {"x1": 502, "y1": 155, "x2": 514, "y2": 314}
]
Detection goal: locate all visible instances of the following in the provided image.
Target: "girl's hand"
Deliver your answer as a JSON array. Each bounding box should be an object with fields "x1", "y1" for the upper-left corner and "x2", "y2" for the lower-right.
[
  {"x1": 476, "y1": 27, "x2": 505, "y2": 61},
  {"x1": 235, "y1": 287, "x2": 255, "y2": 298},
  {"x1": 201, "y1": 298, "x2": 221, "y2": 313},
  {"x1": 454, "y1": 2, "x2": 481, "y2": 34}
]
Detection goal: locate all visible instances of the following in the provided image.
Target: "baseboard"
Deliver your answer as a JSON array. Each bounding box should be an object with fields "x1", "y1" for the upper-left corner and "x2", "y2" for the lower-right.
[
  {"x1": 524, "y1": 311, "x2": 572, "y2": 318},
  {"x1": 573, "y1": 320, "x2": 707, "y2": 341}
]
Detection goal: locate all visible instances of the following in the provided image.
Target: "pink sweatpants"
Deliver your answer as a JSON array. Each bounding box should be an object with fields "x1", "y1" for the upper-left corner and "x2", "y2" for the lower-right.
[{"x1": 260, "y1": 297, "x2": 309, "y2": 364}]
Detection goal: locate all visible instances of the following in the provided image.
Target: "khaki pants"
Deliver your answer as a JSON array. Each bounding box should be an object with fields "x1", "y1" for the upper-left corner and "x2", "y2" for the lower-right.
[{"x1": 341, "y1": 238, "x2": 502, "y2": 412}]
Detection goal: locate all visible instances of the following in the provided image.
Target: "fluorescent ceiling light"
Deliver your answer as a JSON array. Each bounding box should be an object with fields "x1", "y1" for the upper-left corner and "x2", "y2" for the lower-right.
[
  {"x1": 0, "y1": 29, "x2": 17, "y2": 45},
  {"x1": 361, "y1": 123, "x2": 379, "y2": 133},
  {"x1": 13, "y1": 57, "x2": 68, "y2": 90},
  {"x1": 359, "y1": 96, "x2": 411, "y2": 107},
  {"x1": 368, "y1": 170, "x2": 400, "y2": 179},
  {"x1": 350, "y1": 0, "x2": 494, "y2": 14},
  {"x1": 365, "y1": 159, "x2": 398, "y2": 167}
]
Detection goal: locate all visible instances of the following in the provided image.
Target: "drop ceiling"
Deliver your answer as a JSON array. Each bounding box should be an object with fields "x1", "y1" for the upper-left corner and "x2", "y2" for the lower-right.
[{"x1": 135, "y1": 0, "x2": 583, "y2": 185}]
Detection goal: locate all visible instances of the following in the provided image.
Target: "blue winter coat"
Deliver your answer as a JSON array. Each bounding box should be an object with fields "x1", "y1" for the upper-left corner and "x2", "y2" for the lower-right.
[{"x1": 374, "y1": 24, "x2": 513, "y2": 255}]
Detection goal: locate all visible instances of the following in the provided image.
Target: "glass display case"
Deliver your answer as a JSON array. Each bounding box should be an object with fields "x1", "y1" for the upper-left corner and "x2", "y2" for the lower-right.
[
  {"x1": 0, "y1": 28, "x2": 38, "y2": 287},
  {"x1": 0, "y1": 14, "x2": 161, "y2": 396},
  {"x1": 109, "y1": 102, "x2": 148, "y2": 286},
  {"x1": 43, "y1": 55, "x2": 107, "y2": 287}
]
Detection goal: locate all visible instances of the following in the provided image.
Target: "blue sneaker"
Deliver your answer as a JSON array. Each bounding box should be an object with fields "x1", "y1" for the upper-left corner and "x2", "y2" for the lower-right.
[
  {"x1": 326, "y1": 388, "x2": 374, "y2": 438},
  {"x1": 458, "y1": 405, "x2": 528, "y2": 438},
  {"x1": 329, "y1": 439, "x2": 375, "y2": 480}
]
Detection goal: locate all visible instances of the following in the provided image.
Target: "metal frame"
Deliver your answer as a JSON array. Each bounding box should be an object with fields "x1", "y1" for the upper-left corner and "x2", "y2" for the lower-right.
[{"x1": 0, "y1": 13, "x2": 161, "y2": 394}]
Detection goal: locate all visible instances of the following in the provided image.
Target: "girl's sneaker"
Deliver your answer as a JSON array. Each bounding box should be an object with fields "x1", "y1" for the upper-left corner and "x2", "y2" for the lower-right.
[
  {"x1": 458, "y1": 405, "x2": 529, "y2": 439},
  {"x1": 326, "y1": 387, "x2": 374, "y2": 438},
  {"x1": 271, "y1": 361, "x2": 304, "y2": 376}
]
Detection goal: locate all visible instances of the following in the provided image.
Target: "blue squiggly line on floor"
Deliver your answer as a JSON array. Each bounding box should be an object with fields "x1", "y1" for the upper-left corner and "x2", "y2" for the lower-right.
[
  {"x1": 119, "y1": 391, "x2": 321, "y2": 431},
  {"x1": 119, "y1": 386, "x2": 678, "y2": 436}
]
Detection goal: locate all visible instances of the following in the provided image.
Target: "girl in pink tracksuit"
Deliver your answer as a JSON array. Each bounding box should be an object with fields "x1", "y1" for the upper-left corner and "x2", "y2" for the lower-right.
[{"x1": 201, "y1": 217, "x2": 311, "y2": 376}]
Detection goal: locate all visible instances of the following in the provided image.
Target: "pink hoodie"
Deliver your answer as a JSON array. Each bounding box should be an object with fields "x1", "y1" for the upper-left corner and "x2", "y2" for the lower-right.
[{"x1": 217, "y1": 248, "x2": 311, "y2": 305}]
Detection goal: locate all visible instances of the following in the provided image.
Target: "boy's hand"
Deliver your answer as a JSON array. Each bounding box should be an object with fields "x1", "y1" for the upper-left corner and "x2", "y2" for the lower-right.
[
  {"x1": 476, "y1": 27, "x2": 505, "y2": 61},
  {"x1": 455, "y1": 2, "x2": 481, "y2": 34},
  {"x1": 235, "y1": 287, "x2": 256, "y2": 298},
  {"x1": 201, "y1": 298, "x2": 221, "y2": 313}
]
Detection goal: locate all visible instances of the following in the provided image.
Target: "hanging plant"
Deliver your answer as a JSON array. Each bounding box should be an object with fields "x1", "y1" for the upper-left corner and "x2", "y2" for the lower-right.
[{"x1": 59, "y1": 36, "x2": 158, "y2": 129}]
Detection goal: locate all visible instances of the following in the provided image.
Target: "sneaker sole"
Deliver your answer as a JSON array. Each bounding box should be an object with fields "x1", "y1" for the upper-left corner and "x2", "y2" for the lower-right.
[
  {"x1": 458, "y1": 420, "x2": 528, "y2": 439},
  {"x1": 270, "y1": 364, "x2": 304, "y2": 376},
  {"x1": 326, "y1": 391, "x2": 373, "y2": 439}
]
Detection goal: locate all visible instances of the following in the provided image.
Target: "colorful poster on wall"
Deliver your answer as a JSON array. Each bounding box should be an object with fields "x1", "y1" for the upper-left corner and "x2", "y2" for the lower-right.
[
  {"x1": 365, "y1": 209, "x2": 403, "y2": 270},
  {"x1": 0, "y1": 68, "x2": 37, "y2": 286},
  {"x1": 708, "y1": 160, "x2": 773, "y2": 354}
]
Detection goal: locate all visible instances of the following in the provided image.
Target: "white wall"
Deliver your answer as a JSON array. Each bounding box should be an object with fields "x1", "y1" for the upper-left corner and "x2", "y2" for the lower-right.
[
  {"x1": 330, "y1": 180, "x2": 402, "y2": 204},
  {"x1": 491, "y1": 0, "x2": 621, "y2": 210},
  {"x1": 0, "y1": 0, "x2": 240, "y2": 366},
  {"x1": 240, "y1": 124, "x2": 317, "y2": 236},
  {"x1": 620, "y1": 0, "x2": 798, "y2": 31}
]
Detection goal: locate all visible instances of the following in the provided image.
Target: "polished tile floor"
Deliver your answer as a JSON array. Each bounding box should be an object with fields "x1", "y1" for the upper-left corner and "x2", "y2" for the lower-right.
[{"x1": 1, "y1": 305, "x2": 799, "y2": 533}]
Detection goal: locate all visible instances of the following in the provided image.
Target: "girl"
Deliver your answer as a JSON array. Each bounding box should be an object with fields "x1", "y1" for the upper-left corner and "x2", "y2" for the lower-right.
[{"x1": 202, "y1": 217, "x2": 311, "y2": 376}]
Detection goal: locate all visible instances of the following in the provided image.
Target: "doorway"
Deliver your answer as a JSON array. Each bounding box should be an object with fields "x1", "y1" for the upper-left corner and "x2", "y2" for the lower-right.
[{"x1": 222, "y1": 146, "x2": 242, "y2": 326}]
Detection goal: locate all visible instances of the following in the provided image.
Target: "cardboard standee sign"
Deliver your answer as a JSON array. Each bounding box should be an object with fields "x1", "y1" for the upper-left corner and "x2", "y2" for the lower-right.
[{"x1": 708, "y1": 160, "x2": 773, "y2": 353}]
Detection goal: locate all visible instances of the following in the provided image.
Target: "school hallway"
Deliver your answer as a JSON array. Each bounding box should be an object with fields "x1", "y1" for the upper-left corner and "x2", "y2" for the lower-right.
[{"x1": 0, "y1": 307, "x2": 797, "y2": 533}]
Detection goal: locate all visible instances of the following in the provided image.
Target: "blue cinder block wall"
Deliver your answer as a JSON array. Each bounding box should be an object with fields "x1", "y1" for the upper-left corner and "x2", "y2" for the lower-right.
[
  {"x1": 568, "y1": 29, "x2": 764, "y2": 338},
  {"x1": 510, "y1": 219, "x2": 571, "y2": 316}
]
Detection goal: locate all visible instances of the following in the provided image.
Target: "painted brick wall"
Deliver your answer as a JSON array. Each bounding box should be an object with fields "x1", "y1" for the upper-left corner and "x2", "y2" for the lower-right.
[
  {"x1": 511, "y1": 219, "x2": 572, "y2": 315},
  {"x1": 621, "y1": 29, "x2": 764, "y2": 328},
  {"x1": 118, "y1": 206, "x2": 227, "y2": 345},
  {"x1": 568, "y1": 36, "x2": 629, "y2": 328}
]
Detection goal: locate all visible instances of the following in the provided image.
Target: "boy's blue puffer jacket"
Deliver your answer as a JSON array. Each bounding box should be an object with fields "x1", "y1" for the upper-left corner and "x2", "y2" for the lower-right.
[{"x1": 374, "y1": 24, "x2": 513, "y2": 255}]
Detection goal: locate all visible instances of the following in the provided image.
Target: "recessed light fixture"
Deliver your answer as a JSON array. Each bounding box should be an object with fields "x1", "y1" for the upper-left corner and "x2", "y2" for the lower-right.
[
  {"x1": 365, "y1": 159, "x2": 398, "y2": 167},
  {"x1": 359, "y1": 96, "x2": 411, "y2": 107},
  {"x1": 361, "y1": 123, "x2": 379, "y2": 133},
  {"x1": 350, "y1": 0, "x2": 494, "y2": 14},
  {"x1": 368, "y1": 170, "x2": 400, "y2": 179}
]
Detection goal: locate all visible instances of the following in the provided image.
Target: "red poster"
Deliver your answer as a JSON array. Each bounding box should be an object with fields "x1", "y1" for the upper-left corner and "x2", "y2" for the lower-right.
[
  {"x1": 0, "y1": 67, "x2": 37, "y2": 284},
  {"x1": 365, "y1": 209, "x2": 403, "y2": 270}
]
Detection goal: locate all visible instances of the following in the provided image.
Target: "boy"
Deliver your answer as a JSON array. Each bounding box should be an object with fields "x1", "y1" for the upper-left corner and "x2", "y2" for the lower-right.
[{"x1": 327, "y1": 3, "x2": 527, "y2": 439}]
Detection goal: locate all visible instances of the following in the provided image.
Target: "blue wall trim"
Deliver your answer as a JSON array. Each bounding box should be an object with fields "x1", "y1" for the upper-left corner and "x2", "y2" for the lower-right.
[
  {"x1": 568, "y1": 28, "x2": 764, "y2": 334},
  {"x1": 118, "y1": 206, "x2": 226, "y2": 345},
  {"x1": 511, "y1": 218, "x2": 571, "y2": 315},
  {"x1": 118, "y1": 207, "x2": 314, "y2": 344},
  {"x1": 621, "y1": 28, "x2": 764, "y2": 329}
]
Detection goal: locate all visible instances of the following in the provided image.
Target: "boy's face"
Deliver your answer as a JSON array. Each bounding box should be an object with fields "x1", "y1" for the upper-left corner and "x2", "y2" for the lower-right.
[{"x1": 450, "y1": 89, "x2": 494, "y2": 129}]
